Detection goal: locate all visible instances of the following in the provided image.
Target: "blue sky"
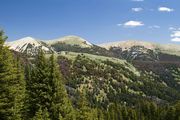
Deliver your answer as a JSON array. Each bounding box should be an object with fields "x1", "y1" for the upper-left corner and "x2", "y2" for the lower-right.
[{"x1": 1, "y1": 0, "x2": 180, "y2": 44}]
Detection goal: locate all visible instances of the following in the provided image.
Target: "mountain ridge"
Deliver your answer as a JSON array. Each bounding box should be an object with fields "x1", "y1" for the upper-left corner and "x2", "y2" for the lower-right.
[
  {"x1": 5, "y1": 36, "x2": 180, "y2": 60},
  {"x1": 7, "y1": 36, "x2": 180, "y2": 52}
]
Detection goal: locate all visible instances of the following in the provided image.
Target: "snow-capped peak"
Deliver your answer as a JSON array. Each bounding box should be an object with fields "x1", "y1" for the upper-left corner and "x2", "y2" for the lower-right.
[
  {"x1": 6, "y1": 37, "x2": 51, "y2": 55},
  {"x1": 6, "y1": 37, "x2": 41, "y2": 52}
]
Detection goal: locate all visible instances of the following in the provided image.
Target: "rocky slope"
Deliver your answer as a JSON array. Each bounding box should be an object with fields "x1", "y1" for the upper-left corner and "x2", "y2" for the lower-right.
[{"x1": 100, "y1": 40, "x2": 180, "y2": 61}]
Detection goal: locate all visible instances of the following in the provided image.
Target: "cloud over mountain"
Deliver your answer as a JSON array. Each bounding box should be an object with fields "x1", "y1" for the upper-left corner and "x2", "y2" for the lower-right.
[
  {"x1": 171, "y1": 37, "x2": 180, "y2": 42},
  {"x1": 170, "y1": 31, "x2": 180, "y2": 42}
]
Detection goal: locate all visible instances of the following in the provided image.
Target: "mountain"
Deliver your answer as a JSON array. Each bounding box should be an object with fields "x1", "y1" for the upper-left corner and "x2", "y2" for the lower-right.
[
  {"x1": 100, "y1": 40, "x2": 156, "y2": 50},
  {"x1": 46, "y1": 35, "x2": 115, "y2": 57},
  {"x1": 99, "y1": 40, "x2": 180, "y2": 61},
  {"x1": 6, "y1": 36, "x2": 180, "y2": 61},
  {"x1": 5, "y1": 37, "x2": 53, "y2": 56},
  {"x1": 6, "y1": 35, "x2": 114, "y2": 57},
  {"x1": 99, "y1": 40, "x2": 180, "y2": 56},
  {"x1": 46, "y1": 35, "x2": 93, "y2": 48}
]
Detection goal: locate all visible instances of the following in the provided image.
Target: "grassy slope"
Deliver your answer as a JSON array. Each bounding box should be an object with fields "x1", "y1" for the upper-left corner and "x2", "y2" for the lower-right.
[{"x1": 57, "y1": 51, "x2": 140, "y2": 76}]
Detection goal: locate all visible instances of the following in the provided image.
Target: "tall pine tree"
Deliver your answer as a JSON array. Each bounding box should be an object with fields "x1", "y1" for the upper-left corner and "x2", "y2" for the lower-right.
[
  {"x1": 26, "y1": 50, "x2": 51, "y2": 118},
  {"x1": 33, "y1": 107, "x2": 50, "y2": 120},
  {"x1": 12, "y1": 56, "x2": 26, "y2": 120},
  {"x1": 76, "y1": 91, "x2": 95, "y2": 120},
  {"x1": 0, "y1": 30, "x2": 25, "y2": 120},
  {"x1": 26, "y1": 52, "x2": 75, "y2": 119},
  {"x1": 49, "y1": 53, "x2": 75, "y2": 120}
]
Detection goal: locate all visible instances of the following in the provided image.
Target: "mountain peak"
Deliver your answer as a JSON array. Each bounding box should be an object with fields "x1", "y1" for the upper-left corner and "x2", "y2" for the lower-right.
[
  {"x1": 5, "y1": 36, "x2": 51, "y2": 54},
  {"x1": 46, "y1": 35, "x2": 93, "y2": 47}
]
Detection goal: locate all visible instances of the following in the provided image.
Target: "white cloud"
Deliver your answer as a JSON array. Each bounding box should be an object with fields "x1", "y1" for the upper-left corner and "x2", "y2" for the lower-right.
[
  {"x1": 169, "y1": 27, "x2": 176, "y2": 30},
  {"x1": 148, "y1": 25, "x2": 160, "y2": 29},
  {"x1": 170, "y1": 30, "x2": 180, "y2": 42},
  {"x1": 132, "y1": 8, "x2": 143, "y2": 12},
  {"x1": 169, "y1": 27, "x2": 180, "y2": 31},
  {"x1": 171, "y1": 31, "x2": 180, "y2": 37},
  {"x1": 117, "y1": 24, "x2": 122, "y2": 26},
  {"x1": 171, "y1": 37, "x2": 180, "y2": 42},
  {"x1": 132, "y1": 0, "x2": 144, "y2": 2},
  {"x1": 158, "y1": 7, "x2": 174, "y2": 12},
  {"x1": 118, "y1": 21, "x2": 144, "y2": 28}
]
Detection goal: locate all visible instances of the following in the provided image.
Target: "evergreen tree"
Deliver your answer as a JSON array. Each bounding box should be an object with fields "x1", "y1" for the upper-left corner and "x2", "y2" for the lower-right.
[
  {"x1": 49, "y1": 54, "x2": 75, "y2": 120},
  {"x1": 116, "y1": 104, "x2": 123, "y2": 120},
  {"x1": 33, "y1": 107, "x2": 50, "y2": 120},
  {"x1": 96, "y1": 108, "x2": 104, "y2": 120},
  {"x1": 107, "y1": 103, "x2": 118, "y2": 120},
  {"x1": 121, "y1": 105, "x2": 128, "y2": 120},
  {"x1": 128, "y1": 108, "x2": 137, "y2": 120},
  {"x1": 26, "y1": 52, "x2": 75, "y2": 119},
  {"x1": 12, "y1": 56, "x2": 26, "y2": 119},
  {"x1": 166, "y1": 106, "x2": 176, "y2": 120},
  {"x1": 149, "y1": 102, "x2": 158, "y2": 120},
  {"x1": 174, "y1": 101, "x2": 180, "y2": 120},
  {"x1": 0, "y1": 30, "x2": 25, "y2": 120},
  {"x1": 25, "y1": 64, "x2": 32, "y2": 86},
  {"x1": 26, "y1": 50, "x2": 51, "y2": 118},
  {"x1": 76, "y1": 91, "x2": 94, "y2": 120},
  {"x1": 23, "y1": 64, "x2": 33, "y2": 119}
]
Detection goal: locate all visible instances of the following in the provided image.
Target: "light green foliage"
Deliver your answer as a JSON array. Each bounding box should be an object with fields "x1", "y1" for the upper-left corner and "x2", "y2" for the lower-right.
[
  {"x1": 76, "y1": 92, "x2": 97, "y2": 120},
  {"x1": 171, "y1": 68, "x2": 180, "y2": 84},
  {"x1": 33, "y1": 107, "x2": 50, "y2": 120},
  {"x1": 58, "y1": 51, "x2": 140, "y2": 76}
]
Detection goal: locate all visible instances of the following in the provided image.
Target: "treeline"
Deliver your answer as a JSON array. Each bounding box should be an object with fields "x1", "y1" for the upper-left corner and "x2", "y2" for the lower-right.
[{"x1": 0, "y1": 31, "x2": 180, "y2": 120}]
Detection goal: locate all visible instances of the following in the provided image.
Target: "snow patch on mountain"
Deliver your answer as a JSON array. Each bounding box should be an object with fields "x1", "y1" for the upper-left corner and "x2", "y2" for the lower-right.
[{"x1": 5, "y1": 37, "x2": 51, "y2": 55}]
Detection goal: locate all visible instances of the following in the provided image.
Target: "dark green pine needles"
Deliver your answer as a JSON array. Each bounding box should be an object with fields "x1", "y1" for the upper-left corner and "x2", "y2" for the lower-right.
[
  {"x1": 0, "y1": 30, "x2": 26, "y2": 120},
  {"x1": 26, "y1": 51, "x2": 75, "y2": 120}
]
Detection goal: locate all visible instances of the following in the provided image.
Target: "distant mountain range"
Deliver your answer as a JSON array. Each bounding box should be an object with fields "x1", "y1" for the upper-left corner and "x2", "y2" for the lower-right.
[
  {"x1": 6, "y1": 35, "x2": 180, "y2": 61},
  {"x1": 100, "y1": 40, "x2": 180, "y2": 56},
  {"x1": 5, "y1": 36, "x2": 93, "y2": 55}
]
